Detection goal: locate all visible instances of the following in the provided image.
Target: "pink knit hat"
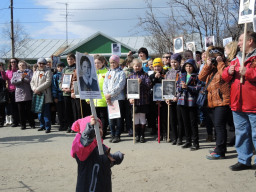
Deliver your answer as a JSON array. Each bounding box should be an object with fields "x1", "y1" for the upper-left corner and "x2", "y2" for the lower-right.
[{"x1": 109, "y1": 55, "x2": 120, "y2": 64}]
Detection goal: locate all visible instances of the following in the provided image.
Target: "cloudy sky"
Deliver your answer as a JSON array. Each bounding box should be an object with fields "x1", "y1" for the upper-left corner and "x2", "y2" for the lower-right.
[{"x1": 0, "y1": 0, "x2": 169, "y2": 40}]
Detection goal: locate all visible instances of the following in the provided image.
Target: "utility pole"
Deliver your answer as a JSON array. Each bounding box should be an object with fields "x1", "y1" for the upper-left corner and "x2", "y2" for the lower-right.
[
  {"x1": 58, "y1": 2, "x2": 69, "y2": 47},
  {"x1": 10, "y1": 0, "x2": 15, "y2": 58}
]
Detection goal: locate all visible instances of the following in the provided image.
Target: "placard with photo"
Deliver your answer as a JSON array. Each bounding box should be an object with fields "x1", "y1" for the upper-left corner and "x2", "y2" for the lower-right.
[
  {"x1": 153, "y1": 83, "x2": 163, "y2": 101},
  {"x1": 173, "y1": 36, "x2": 184, "y2": 53},
  {"x1": 223, "y1": 37, "x2": 233, "y2": 47},
  {"x1": 186, "y1": 42, "x2": 195, "y2": 53},
  {"x1": 73, "y1": 81, "x2": 80, "y2": 98},
  {"x1": 108, "y1": 100, "x2": 121, "y2": 119},
  {"x1": 61, "y1": 74, "x2": 72, "y2": 89},
  {"x1": 127, "y1": 79, "x2": 140, "y2": 99},
  {"x1": 238, "y1": 0, "x2": 255, "y2": 24},
  {"x1": 76, "y1": 52, "x2": 101, "y2": 99},
  {"x1": 205, "y1": 36, "x2": 215, "y2": 49},
  {"x1": 162, "y1": 80, "x2": 176, "y2": 100},
  {"x1": 111, "y1": 43, "x2": 121, "y2": 56}
]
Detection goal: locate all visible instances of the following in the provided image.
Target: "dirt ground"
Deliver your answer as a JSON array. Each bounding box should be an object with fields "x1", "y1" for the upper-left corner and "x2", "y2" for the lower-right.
[{"x1": 0, "y1": 124, "x2": 255, "y2": 192}]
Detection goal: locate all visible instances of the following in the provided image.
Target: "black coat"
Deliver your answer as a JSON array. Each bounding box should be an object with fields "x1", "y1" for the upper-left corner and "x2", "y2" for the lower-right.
[{"x1": 75, "y1": 145, "x2": 111, "y2": 192}]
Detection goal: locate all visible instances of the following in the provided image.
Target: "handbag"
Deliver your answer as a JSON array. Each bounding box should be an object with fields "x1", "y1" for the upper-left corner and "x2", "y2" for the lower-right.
[
  {"x1": 31, "y1": 93, "x2": 45, "y2": 113},
  {"x1": 196, "y1": 72, "x2": 216, "y2": 107}
]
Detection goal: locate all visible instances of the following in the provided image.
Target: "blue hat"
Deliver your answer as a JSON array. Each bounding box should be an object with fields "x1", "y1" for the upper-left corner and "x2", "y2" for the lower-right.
[{"x1": 171, "y1": 53, "x2": 182, "y2": 63}]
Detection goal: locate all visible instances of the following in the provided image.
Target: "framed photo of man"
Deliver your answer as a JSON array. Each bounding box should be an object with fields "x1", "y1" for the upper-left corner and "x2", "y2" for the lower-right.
[
  {"x1": 61, "y1": 74, "x2": 72, "y2": 89},
  {"x1": 173, "y1": 36, "x2": 183, "y2": 53},
  {"x1": 127, "y1": 79, "x2": 140, "y2": 99},
  {"x1": 186, "y1": 42, "x2": 195, "y2": 53},
  {"x1": 162, "y1": 80, "x2": 176, "y2": 100},
  {"x1": 205, "y1": 36, "x2": 215, "y2": 49},
  {"x1": 111, "y1": 43, "x2": 121, "y2": 56},
  {"x1": 238, "y1": 0, "x2": 255, "y2": 24},
  {"x1": 153, "y1": 83, "x2": 163, "y2": 101},
  {"x1": 76, "y1": 52, "x2": 101, "y2": 99}
]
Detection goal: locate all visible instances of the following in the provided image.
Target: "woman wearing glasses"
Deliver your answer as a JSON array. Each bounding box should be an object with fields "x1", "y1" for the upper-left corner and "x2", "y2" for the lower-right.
[{"x1": 0, "y1": 58, "x2": 19, "y2": 127}]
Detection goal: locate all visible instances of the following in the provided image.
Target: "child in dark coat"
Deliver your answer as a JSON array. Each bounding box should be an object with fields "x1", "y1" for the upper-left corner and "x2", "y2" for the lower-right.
[
  {"x1": 71, "y1": 115, "x2": 124, "y2": 192},
  {"x1": 176, "y1": 59, "x2": 201, "y2": 150}
]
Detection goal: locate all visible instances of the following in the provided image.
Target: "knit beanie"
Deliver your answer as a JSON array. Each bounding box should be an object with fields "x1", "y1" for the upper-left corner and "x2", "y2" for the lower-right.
[
  {"x1": 109, "y1": 55, "x2": 120, "y2": 64},
  {"x1": 171, "y1": 53, "x2": 182, "y2": 63},
  {"x1": 153, "y1": 58, "x2": 163, "y2": 67}
]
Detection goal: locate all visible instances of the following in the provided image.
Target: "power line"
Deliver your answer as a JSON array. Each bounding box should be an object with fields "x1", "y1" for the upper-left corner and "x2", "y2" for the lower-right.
[
  {"x1": 13, "y1": 6, "x2": 169, "y2": 10},
  {"x1": 0, "y1": 16, "x2": 170, "y2": 24}
]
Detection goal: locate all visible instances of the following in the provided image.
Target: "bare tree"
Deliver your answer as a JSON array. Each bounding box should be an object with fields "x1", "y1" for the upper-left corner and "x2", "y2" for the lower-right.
[
  {"x1": 139, "y1": 0, "x2": 248, "y2": 53},
  {"x1": 0, "y1": 22, "x2": 30, "y2": 58}
]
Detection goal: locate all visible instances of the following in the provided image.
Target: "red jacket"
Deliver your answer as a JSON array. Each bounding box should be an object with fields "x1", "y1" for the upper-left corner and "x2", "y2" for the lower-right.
[{"x1": 222, "y1": 51, "x2": 256, "y2": 113}]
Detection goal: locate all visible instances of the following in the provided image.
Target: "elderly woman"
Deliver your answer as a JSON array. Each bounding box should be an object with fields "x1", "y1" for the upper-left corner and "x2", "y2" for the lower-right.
[
  {"x1": 11, "y1": 61, "x2": 35, "y2": 130},
  {"x1": 30, "y1": 58, "x2": 53, "y2": 133}
]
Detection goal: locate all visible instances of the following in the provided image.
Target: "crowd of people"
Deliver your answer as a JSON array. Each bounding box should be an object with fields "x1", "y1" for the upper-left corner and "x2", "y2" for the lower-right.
[{"x1": 0, "y1": 31, "x2": 256, "y2": 176}]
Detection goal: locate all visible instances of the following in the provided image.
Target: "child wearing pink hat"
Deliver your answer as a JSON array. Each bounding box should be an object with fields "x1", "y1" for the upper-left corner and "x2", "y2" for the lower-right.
[{"x1": 71, "y1": 115, "x2": 124, "y2": 191}]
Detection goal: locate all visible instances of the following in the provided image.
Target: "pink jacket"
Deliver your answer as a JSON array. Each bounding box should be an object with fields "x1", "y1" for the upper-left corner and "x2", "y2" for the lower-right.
[
  {"x1": 1, "y1": 69, "x2": 17, "y2": 92},
  {"x1": 71, "y1": 116, "x2": 104, "y2": 161}
]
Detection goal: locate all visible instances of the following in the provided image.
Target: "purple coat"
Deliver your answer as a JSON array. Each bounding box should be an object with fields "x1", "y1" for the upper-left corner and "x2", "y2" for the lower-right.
[
  {"x1": 11, "y1": 69, "x2": 33, "y2": 102},
  {"x1": 128, "y1": 69, "x2": 151, "y2": 106}
]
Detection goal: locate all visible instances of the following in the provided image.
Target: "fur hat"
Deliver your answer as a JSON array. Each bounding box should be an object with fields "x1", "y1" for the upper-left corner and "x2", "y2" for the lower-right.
[{"x1": 153, "y1": 58, "x2": 163, "y2": 67}]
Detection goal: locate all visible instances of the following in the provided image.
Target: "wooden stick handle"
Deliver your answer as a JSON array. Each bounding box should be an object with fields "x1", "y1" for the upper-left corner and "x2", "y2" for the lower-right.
[
  {"x1": 90, "y1": 99, "x2": 104, "y2": 155},
  {"x1": 133, "y1": 102, "x2": 135, "y2": 144},
  {"x1": 240, "y1": 23, "x2": 247, "y2": 84},
  {"x1": 167, "y1": 104, "x2": 170, "y2": 142}
]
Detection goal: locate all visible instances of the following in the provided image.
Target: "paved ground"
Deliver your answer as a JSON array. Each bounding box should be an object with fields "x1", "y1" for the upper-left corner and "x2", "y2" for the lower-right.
[{"x1": 0, "y1": 124, "x2": 255, "y2": 192}]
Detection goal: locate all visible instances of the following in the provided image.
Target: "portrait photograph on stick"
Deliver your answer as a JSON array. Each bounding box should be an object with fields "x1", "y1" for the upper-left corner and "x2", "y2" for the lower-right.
[
  {"x1": 239, "y1": 0, "x2": 255, "y2": 24},
  {"x1": 173, "y1": 36, "x2": 184, "y2": 53},
  {"x1": 205, "y1": 36, "x2": 215, "y2": 49},
  {"x1": 162, "y1": 80, "x2": 176, "y2": 100},
  {"x1": 73, "y1": 81, "x2": 80, "y2": 98},
  {"x1": 127, "y1": 79, "x2": 140, "y2": 99},
  {"x1": 76, "y1": 52, "x2": 101, "y2": 99},
  {"x1": 111, "y1": 43, "x2": 121, "y2": 56},
  {"x1": 153, "y1": 83, "x2": 163, "y2": 101},
  {"x1": 186, "y1": 42, "x2": 195, "y2": 53},
  {"x1": 223, "y1": 37, "x2": 232, "y2": 47},
  {"x1": 61, "y1": 74, "x2": 72, "y2": 89}
]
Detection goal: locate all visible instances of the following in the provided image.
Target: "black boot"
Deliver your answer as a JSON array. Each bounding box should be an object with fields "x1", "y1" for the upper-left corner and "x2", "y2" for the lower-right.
[
  {"x1": 135, "y1": 124, "x2": 141, "y2": 142},
  {"x1": 140, "y1": 124, "x2": 146, "y2": 143}
]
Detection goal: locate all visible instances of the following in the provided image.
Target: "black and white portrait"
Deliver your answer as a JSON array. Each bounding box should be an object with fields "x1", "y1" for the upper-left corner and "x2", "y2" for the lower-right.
[
  {"x1": 239, "y1": 0, "x2": 255, "y2": 24},
  {"x1": 111, "y1": 43, "x2": 121, "y2": 56},
  {"x1": 241, "y1": 0, "x2": 252, "y2": 16},
  {"x1": 153, "y1": 83, "x2": 163, "y2": 101},
  {"x1": 73, "y1": 81, "x2": 80, "y2": 98},
  {"x1": 62, "y1": 74, "x2": 72, "y2": 88},
  {"x1": 162, "y1": 80, "x2": 176, "y2": 100},
  {"x1": 186, "y1": 42, "x2": 195, "y2": 53},
  {"x1": 173, "y1": 37, "x2": 183, "y2": 53},
  {"x1": 127, "y1": 79, "x2": 140, "y2": 99},
  {"x1": 79, "y1": 55, "x2": 99, "y2": 92},
  {"x1": 205, "y1": 36, "x2": 215, "y2": 48},
  {"x1": 76, "y1": 52, "x2": 101, "y2": 100}
]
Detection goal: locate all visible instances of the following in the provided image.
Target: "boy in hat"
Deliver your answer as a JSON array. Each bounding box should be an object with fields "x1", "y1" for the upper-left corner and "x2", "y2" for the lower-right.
[{"x1": 149, "y1": 58, "x2": 168, "y2": 141}]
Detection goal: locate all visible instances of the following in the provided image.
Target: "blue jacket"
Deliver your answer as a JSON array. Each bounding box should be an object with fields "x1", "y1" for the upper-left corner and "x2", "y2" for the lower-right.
[{"x1": 52, "y1": 71, "x2": 64, "y2": 101}]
